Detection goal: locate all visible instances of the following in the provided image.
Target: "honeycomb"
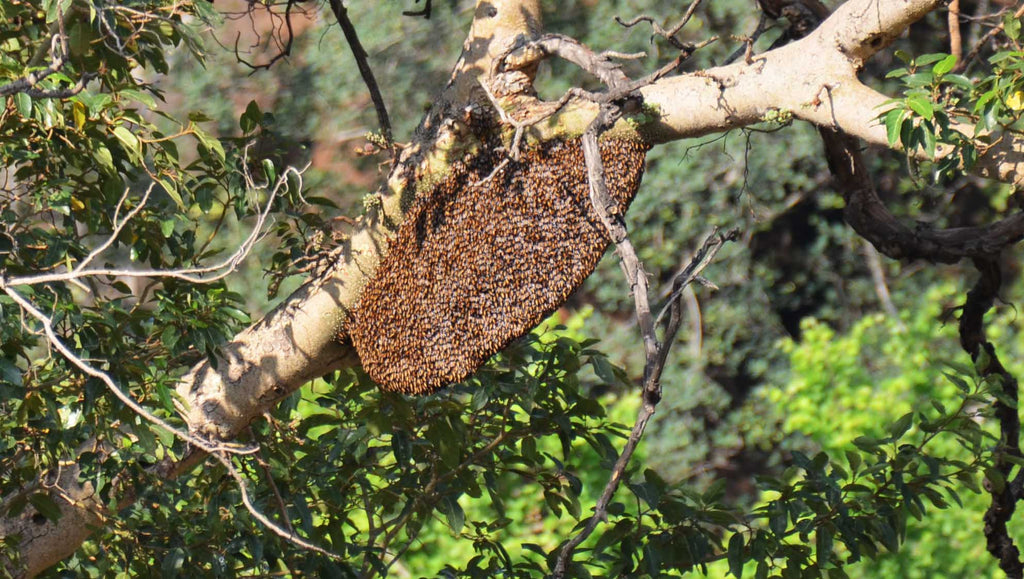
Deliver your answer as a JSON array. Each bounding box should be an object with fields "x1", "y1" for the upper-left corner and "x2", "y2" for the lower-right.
[{"x1": 349, "y1": 136, "x2": 649, "y2": 394}]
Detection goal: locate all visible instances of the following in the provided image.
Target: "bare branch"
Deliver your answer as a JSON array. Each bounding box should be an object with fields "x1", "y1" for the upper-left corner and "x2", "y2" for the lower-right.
[
  {"x1": 552, "y1": 99, "x2": 736, "y2": 576},
  {"x1": 615, "y1": 0, "x2": 706, "y2": 50},
  {"x1": 401, "y1": 0, "x2": 432, "y2": 19},
  {"x1": 3, "y1": 163, "x2": 304, "y2": 288},
  {"x1": 328, "y1": 0, "x2": 394, "y2": 148}
]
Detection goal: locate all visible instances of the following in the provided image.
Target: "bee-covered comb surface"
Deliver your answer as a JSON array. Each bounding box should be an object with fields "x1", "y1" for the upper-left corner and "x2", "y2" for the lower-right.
[{"x1": 349, "y1": 136, "x2": 649, "y2": 394}]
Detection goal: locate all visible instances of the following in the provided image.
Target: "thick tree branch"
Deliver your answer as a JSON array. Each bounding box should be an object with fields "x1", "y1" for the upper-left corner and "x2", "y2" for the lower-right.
[
  {"x1": 821, "y1": 127, "x2": 1024, "y2": 263},
  {"x1": 958, "y1": 259, "x2": 1024, "y2": 578}
]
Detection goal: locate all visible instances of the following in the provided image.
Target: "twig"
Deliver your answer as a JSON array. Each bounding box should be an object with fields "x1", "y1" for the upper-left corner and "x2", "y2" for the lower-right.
[
  {"x1": 234, "y1": 0, "x2": 299, "y2": 72},
  {"x1": 3, "y1": 163, "x2": 304, "y2": 287},
  {"x1": 249, "y1": 426, "x2": 294, "y2": 534},
  {"x1": 615, "y1": 0, "x2": 706, "y2": 50},
  {"x1": 328, "y1": 0, "x2": 394, "y2": 148},
  {"x1": 211, "y1": 450, "x2": 345, "y2": 561},
  {"x1": 955, "y1": 3, "x2": 1024, "y2": 73},
  {"x1": 724, "y1": 14, "x2": 771, "y2": 65},
  {"x1": 477, "y1": 79, "x2": 584, "y2": 161},
  {"x1": 861, "y1": 239, "x2": 903, "y2": 327},
  {"x1": 551, "y1": 99, "x2": 736, "y2": 576},
  {"x1": 401, "y1": 0, "x2": 432, "y2": 19}
]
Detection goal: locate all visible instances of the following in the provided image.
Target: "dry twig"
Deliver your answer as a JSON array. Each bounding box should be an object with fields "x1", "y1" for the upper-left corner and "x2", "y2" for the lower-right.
[
  {"x1": 328, "y1": 0, "x2": 394, "y2": 148},
  {"x1": 552, "y1": 97, "x2": 736, "y2": 577}
]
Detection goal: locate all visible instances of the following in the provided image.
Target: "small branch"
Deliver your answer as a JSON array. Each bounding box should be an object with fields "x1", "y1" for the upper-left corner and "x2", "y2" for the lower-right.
[
  {"x1": 724, "y1": 14, "x2": 771, "y2": 65},
  {"x1": 820, "y1": 127, "x2": 1024, "y2": 263},
  {"x1": 551, "y1": 99, "x2": 736, "y2": 576},
  {"x1": 0, "y1": 12, "x2": 93, "y2": 99},
  {"x1": 328, "y1": 0, "x2": 393, "y2": 148},
  {"x1": 4, "y1": 162, "x2": 304, "y2": 288},
  {"x1": 401, "y1": 0, "x2": 432, "y2": 19},
  {"x1": 955, "y1": 3, "x2": 1024, "y2": 73},
  {"x1": 615, "y1": 0, "x2": 706, "y2": 50},
  {"x1": 249, "y1": 426, "x2": 294, "y2": 534},
  {"x1": 948, "y1": 0, "x2": 963, "y2": 62},
  {"x1": 211, "y1": 450, "x2": 345, "y2": 561},
  {"x1": 861, "y1": 239, "x2": 903, "y2": 325}
]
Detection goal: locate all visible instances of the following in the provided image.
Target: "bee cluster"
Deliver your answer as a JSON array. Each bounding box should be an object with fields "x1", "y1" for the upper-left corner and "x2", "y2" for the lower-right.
[{"x1": 348, "y1": 136, "x2": 649, "y2": 394}]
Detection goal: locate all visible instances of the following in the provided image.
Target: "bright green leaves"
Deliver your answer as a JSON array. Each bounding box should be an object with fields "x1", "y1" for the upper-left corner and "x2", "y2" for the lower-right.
[
  {"x1": 219, "y1": 325, "x2": 632, "y2": 578},
  {"x1": 883, "y1": 46, "x2": 1024, "y2": 179},
  {"x1": 882, "y1": 52, "x2": 965, "y2": 167},
  {"x1": 239, "y1": 100, "x2": 264, "y2": 135},
  {"x1": 1004, "y1": 11, "x2": 1021, "y2": 44},
  {"x1": 0, "y1": 4, "x2": 289, "y2": 576}
]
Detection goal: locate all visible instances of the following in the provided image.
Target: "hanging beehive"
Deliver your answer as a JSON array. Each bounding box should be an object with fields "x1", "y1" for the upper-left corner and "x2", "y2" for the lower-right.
[{"x1": 348, "y1": 135, "x2": 649, "y2": 394}]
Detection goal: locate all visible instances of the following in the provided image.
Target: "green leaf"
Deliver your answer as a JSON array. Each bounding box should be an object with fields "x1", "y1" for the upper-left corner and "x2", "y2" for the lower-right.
[
  {"x1": 942, "y1": 73, "x2": 975, "y2": 90},
  {"x1": 160, "y1": 219, "x2": 175, "y2": 238},
  {"x1": 120, "y1": 89, "x2": 158, "y2": 108},
  {"x1": 13, "y1": 92, "x2": 31, "y2": 117},
  {"x1": 262, "y1": 158, "x2": 277, "y2": 183},
  {"x1": 44, "y1": 0, "x2": 72, "y2": 23},
  {"x1": 845, "y1": 450, "x2": 861, "y2": 473},
  {"x1": 906, "y1": 94, "x2": 934, "y2": 120},
  {"x1": 240, "y1": 100, "x2": 262, "y2": 133},
  {"x1": 441, "y1": 494, "x2": 465, "y2": 532},
  {"x1": 932, "y1": 54, "x2": 957, "y2": 77},
  {"x1": 884, "y1": 108, "x2": 905, "y2": 147},
  {"x1": 0, "y1": 358, "x2": 22, "y2": 387},
  {"x1": 1004, "y1": 12, "x2": 1021, "y2": 41},
  {"x1": 161, "y1": 548, "x2": 186, "y2": 578},
  {"x1": 920, "y1": 123, "x2": 936, "y2": 158},
  {"x1": 727, "y1": 533, "x2": 745, "y2": 578},
  {"x1": 92, "y1": 145, "x2": 114, "y2": 172},
  {"x1": 218, "y1": 306, "x2": 251, "y2": 324},
  {"x1": 159, "y1": 179, "x2": 185, "y2": 210},
  {"x1": 113, "y1": 125, "x2": 142, "y2": 163},
  {"x1": 816, "y1": 526, "x2": 833, "y2": 565}
]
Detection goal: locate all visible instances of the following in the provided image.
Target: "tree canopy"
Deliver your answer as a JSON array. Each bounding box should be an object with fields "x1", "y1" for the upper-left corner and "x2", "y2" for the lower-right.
[{"x1": 2, "y1": 0, "x2": 1024, "y2": 577}]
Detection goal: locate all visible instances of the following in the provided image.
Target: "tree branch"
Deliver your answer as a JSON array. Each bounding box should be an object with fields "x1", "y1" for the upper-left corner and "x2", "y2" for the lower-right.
[
  {"x1": 552, "y1": 99, "x2": 736, "y2": 576},
  {"x1": 327, "y1": 0, "x2": 393, "y2": 147},
  {"x1": 958, "y1": 259, "x2": 1024, "y2": 579}
]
